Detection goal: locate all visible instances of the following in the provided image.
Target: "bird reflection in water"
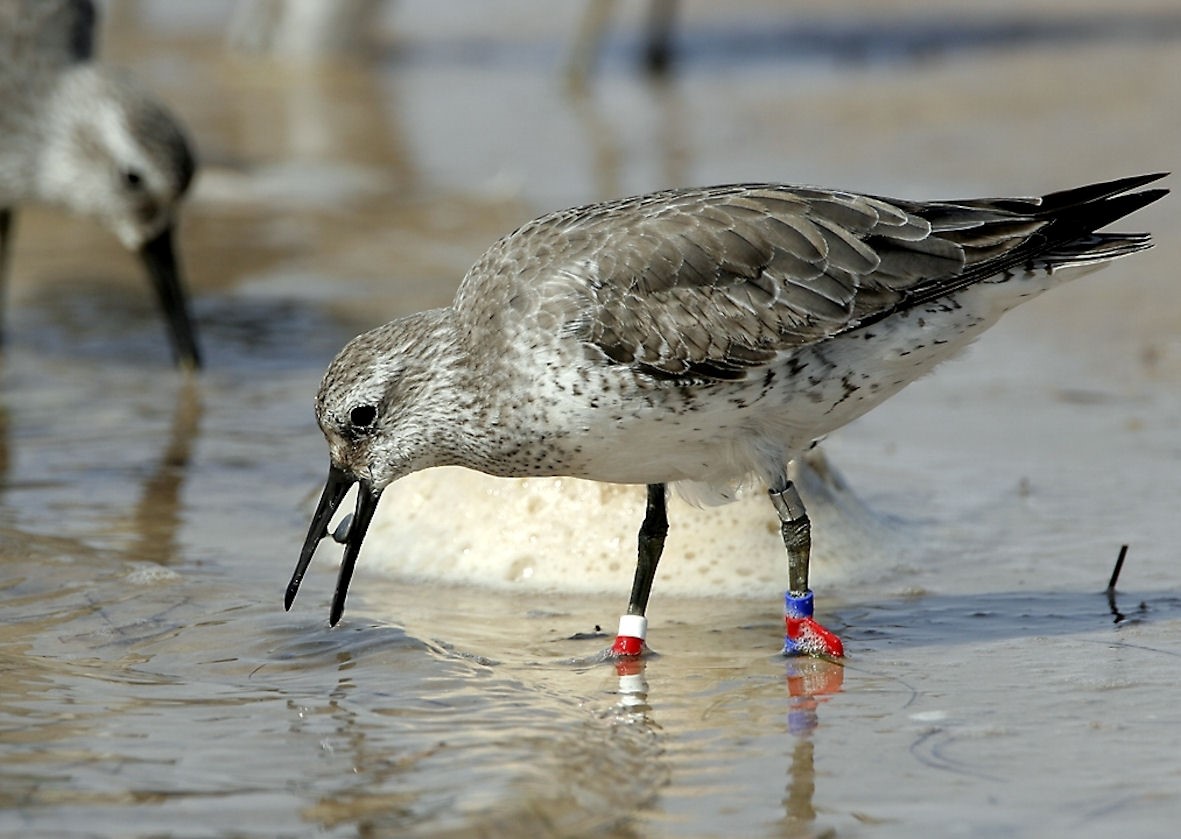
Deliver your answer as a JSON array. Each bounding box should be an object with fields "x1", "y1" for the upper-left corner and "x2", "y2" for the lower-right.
[{"x1": 782, "y1": 657, "x2": 844, "y2": 834}]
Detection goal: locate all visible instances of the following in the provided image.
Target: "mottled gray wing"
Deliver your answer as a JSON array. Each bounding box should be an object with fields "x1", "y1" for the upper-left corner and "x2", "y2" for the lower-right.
[
  {"x1": 460, "y1": 177, "x2": 1161, "y2": 383},
  {"x1": 512, "y1": 184, "x2": 1048, "y2": 381},
  {"x1": 0, "y1": 0, "x2": 95, "y2": 77}
]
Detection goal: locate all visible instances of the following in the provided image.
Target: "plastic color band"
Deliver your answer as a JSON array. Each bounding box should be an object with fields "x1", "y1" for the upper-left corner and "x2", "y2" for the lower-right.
[
  {"x1": 784, "y1": 590, "x2": 814, "y2": 618},
  {"x1": 784, "y1": 590, "x2": 844, "y2": 657},
  {"x1": 612, "y1": 614, "x2": 647, "y2": 656}
]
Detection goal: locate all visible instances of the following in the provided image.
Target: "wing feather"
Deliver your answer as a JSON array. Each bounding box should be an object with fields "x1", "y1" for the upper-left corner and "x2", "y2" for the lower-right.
[{"x1": 455, "y1": 178, "x2": 1165, "y2": 384}]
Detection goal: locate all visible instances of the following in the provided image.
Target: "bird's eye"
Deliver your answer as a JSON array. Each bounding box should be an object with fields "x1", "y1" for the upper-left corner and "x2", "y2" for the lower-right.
[
  {"x1": 122, "y1": 168, "x2": 144, "y2": 190},
  {"x1": 349, "y1": 405, "x2": 377, "y2": 428}
]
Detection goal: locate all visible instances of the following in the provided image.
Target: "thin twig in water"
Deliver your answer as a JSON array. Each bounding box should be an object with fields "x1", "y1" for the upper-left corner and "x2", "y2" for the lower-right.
[
  {"x1": 1107, "y1": 544, "x2": 1129, "y2": 592},
  {"x1": 1106, "y1": 544, "x2": 1129, "y2": 623}
]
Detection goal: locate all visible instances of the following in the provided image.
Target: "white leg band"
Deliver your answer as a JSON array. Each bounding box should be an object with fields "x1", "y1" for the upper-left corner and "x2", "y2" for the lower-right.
[{"x1": 616, "y1": 614, "x2": 648, "y2": 640}]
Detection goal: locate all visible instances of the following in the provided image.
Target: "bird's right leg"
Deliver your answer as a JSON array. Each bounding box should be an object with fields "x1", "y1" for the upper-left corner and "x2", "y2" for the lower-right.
[
  {"x1": 612, "y1": 483, "x2": 668, "y2": 656},
  {"x1": 769, "y1": 479, "x2": 844, "y2": 658}
]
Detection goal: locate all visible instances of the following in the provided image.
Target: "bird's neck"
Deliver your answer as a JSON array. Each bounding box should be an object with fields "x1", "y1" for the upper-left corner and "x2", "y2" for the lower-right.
[
  {"x1": 397, "y1": 307, "x2": 538, "y2": 475},
  {"x1": 29, "y1": 69, "x2": 77, "y2": 203},
  {"x1": 396, "y1": 306, "x2": 477, "y2": 443},
  {"x1": 31, "y1": 66, "x2": 111, "y2": 206}
]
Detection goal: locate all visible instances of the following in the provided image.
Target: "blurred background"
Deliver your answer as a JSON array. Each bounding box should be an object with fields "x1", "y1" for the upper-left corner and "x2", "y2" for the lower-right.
[{"x1": 2, "y1": 2, "x2": 1180, "y2": 837}]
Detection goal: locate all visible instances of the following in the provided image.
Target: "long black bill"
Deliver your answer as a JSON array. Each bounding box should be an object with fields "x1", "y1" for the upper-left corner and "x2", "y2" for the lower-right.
[
  {"x1": 286, "y1": 464, "x2": 383, "y2": 626},
  {"x1": 139, "y1": 226, "x2": 202, "y2": 371}
]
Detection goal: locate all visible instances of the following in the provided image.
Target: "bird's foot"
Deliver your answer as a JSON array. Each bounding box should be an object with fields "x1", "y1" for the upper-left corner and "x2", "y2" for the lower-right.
[
  {"x1": 610, "y1": 614, "x2": 648, "y2": 657},
  {"x1": 784, "y1": 617, "x2": 844, "y2": 657},
  {"x1": 783, "y1": 590, "x2": 844, "y2": 658}
]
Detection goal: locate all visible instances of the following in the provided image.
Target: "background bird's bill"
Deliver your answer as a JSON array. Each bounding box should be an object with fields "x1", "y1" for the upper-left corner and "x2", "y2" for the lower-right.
[
  {"x1": 287, "y1": 464, "x2": 382, "y2": 625},
  {"x1": 138, "y1": 225, "x2": 201, "y2": 370}
]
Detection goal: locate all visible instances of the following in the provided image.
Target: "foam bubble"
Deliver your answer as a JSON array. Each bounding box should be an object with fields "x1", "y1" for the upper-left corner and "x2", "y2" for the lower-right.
[
  {"x1": 359, "y1": 449, "x2": 906, "y2": 598},
  {"x1": 125, "y1": 564, "x2": 183, "y2": 586}
]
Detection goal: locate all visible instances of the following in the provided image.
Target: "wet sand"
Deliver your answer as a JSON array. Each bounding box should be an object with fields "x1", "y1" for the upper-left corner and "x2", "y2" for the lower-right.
[{"x1": 2, "y1": 1, "x2": 1181, "y2": 837}]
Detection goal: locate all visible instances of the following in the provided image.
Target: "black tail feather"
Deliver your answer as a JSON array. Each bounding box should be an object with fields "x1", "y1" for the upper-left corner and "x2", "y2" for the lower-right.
[
  {"x1": 1047, "y1": 186, "x2": 1168, "y2": 240},
  {"x1": 1035, "y1": 172, "x2": 1169, "y2": 213},
  {"x1": 856, "y1": 174, "x2": 1168, "y2": 326},
  {"x1": 949, "y1": 172, "x2": 1168, "y2": 217}
]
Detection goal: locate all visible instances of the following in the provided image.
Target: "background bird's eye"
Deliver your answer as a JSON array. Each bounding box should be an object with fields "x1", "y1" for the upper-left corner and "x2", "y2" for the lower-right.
[
  {"x1": 349, "y1": 405, "x2": 377, "y2": 428},
  {"x1": 122, "y1": 168, "x2": 144, "y2": 190}
]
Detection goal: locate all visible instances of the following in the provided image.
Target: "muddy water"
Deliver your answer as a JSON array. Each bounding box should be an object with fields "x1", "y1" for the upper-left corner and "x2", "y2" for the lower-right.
[{"x1": 3, "y1": 2, "x2": 1181, "y2": 837}]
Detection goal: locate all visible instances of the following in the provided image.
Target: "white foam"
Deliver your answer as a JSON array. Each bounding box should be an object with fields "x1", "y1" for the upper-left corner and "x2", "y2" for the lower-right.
[
  {"x1": 356, "y1": 449, "x2": 905, "y2": 598},
  {"x1": 125, "y1": 564, "x2": 183, "y2": 586}
]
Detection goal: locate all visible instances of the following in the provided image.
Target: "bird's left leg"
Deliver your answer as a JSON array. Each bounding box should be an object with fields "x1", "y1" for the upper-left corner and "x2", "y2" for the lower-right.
[
  {"x1": 612, "y1": 483, "x2": 668, "y2": 656},
  {"x1": 0, "y1": 209, "x2": 13, "y2": 345},
  {"x1": 769, "y1": 479, "x2": 844, "y2": 658}
]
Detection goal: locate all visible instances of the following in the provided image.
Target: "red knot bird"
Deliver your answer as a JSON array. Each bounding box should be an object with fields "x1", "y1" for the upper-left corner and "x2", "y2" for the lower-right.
[
  {"x1": 287, "y1": 173, "x2": 1166, "y2": 658},
  {"x1": 0, "y1": 0, "x2": 200, "y2": 369}
]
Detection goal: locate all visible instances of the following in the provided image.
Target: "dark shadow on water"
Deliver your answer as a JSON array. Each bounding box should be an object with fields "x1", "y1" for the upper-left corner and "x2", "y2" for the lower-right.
[
  {"x1": 6, "y1": 281, "x2": 360, "y2": 374},
  {"x1": 264, "y1": 618, "x2": 431, "y2": 666},
  {"x1": 196, "y1": 295, "x2": 362, "y2": 373},
  {"x1": 390, "y1": 11, "x2": 1181, "y2": 72},
  {"x1": 655, "y1": 12, "x2": 1181, "y2": 69},
  {"x1": 843, "y1": 587, "x2": 1181, "y2": 654}
]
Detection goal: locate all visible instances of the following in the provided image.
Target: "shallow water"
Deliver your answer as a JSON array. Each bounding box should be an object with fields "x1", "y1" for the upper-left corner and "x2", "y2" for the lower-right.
[{"x1": 3, "y1": 1, "x2": 1181, "y2": 837}]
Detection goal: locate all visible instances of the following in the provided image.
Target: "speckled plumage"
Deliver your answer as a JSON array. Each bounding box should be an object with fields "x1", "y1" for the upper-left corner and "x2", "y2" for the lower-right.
[
  {"x1": 291, "y1": 174, "x2": 1166, "y2": 632},
  {"x1": 0, "y1": 0, "x2": 201, "y2": 368}
]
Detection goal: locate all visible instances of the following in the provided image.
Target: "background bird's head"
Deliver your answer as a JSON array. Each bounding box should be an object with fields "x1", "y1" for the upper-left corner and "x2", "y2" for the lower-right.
[{"x1": 40, "y1": 64, "x2": 195, "y2": 250}]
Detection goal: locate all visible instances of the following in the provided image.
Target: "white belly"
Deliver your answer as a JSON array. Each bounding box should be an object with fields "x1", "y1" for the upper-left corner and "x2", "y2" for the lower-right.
[{"x1": 548, "y1": 266, "x2": 1087, "y2": 490}]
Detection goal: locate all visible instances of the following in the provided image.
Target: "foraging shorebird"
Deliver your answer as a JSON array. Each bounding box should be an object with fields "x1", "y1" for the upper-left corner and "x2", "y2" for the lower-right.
[
  {"x1": 287, "y1": 173, "x2": 1166, "y2": 657},
  {"x1": 0, "y1": 0, "x2": 200, "y2": 369}
]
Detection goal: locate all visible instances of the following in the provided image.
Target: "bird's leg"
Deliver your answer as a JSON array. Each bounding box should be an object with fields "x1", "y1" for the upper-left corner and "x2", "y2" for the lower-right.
[
  {"x1": 612, "y1": 483, "x2": 668, "y2": 656},
  {"x1": 641, "y1": 0, "x2": 677, "y2": 75},
  {"x1": 769, "y1": 480, "x2": 844, "y2": 658},
  {"x1": 0, "y1": 209, "x2": 12, "y2": 345}
]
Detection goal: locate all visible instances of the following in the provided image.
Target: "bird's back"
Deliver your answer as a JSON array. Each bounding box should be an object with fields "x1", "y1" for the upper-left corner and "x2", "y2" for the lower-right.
[
  {"x1": 457, "y1": 176, "x2": 1164, "y2": 386},
  {"x1": 441, "y1": 176, "x2": 1165, "y2": 488},
  {"x1": 0, "y1": 0, "x2": 94, "y2": 77},
  {"x1": 0, "y1": 0, "x2": 95, "y2": 191}
]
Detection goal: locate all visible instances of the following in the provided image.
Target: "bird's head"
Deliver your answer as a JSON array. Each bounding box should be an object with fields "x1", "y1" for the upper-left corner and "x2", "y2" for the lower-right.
[
  {"x1": 43, "y1": 66, "x2": 195, "y2": 249},
  {"x1": 286, "y1": 312, "x2": 463, "y2": 624},
  {"x1": 41, "y1": 66, "x2": 200, "y2": 367}
]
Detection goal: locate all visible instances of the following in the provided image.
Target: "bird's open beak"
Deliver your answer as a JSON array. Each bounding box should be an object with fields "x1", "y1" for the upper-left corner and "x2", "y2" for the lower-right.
[
  {"x1": 286, "y1": 463, "x2": 383, "y2": 626},
  {"x1": 138, "y1": 226, "x2": 202, "y2": 371}
]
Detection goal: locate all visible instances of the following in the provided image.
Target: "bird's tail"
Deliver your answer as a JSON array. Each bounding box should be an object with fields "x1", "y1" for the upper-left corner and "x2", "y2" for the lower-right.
[
  {"x1": 1042, "y1": 231, "x2": 1154, "y2": 271},
  {"x1": 1035, "y1": 173, "x2": 1167, "y2": 269}
]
